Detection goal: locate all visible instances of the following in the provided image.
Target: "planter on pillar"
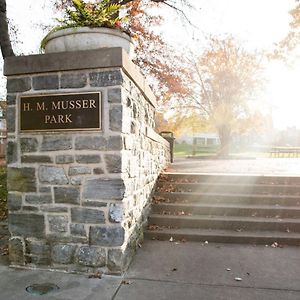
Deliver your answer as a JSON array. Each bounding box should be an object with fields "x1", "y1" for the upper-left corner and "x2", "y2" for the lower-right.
[{"x1": 43, "y1": 27, "x2": 135, "y2": 59}]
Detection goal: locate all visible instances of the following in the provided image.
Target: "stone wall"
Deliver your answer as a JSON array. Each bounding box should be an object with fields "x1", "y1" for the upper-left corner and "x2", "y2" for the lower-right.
[{"x1": 4, "y1": 48, "x2": 170, "y2": 274}]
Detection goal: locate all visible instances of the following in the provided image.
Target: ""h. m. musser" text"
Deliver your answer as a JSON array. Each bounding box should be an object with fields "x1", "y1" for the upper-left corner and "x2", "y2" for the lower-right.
[{"x1": 22, "y1": 99, "x2": 97, "y2": 124}]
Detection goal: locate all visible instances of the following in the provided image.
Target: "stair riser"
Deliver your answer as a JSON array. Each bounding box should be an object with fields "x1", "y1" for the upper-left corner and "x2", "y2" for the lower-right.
[
  {"x1": 160, "y1": 175, "x2": 300, "y2": 185},
  {"x1": 149, "y1": 217, "x2": 300, "y2": 232},
  {"x1": 157, "y1": 183, "x2": 300, "y2": 195},
  {"x1": 152, "y1": 205, "x2": 300, "y2": 218},
  {"x1": 155, "y1": 193, "x2": 300, "y2": 206},
  {"x1": 145, "y1": 231, "x2": 300, "y2": 246}
]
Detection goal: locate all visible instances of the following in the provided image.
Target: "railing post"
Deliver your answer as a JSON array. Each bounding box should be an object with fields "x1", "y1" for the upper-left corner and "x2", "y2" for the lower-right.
[{"x1": 160, "y1": 131, "x2": 175, "y2": 163}]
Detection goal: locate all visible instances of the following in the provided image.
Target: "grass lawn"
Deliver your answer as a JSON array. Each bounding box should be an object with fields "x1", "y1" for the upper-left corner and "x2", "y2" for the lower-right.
[
  {"x1": 173, "y1": 143, "x2": 297, "y2": 159},
  {"x1": 174, "y1": 143, "x2": 218, "y2": 157},
  {"x1": 174, "y1": 143, "x2": 193, "y2": 157},
  {"x1": 0, "y1": 167, "x2": 7, "y2": 221}
]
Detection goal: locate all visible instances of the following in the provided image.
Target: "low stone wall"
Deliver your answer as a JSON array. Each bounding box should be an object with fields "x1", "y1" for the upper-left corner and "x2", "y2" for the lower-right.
[{"x1": 4, "y1": 48, "x2": 170, "y2": 274}]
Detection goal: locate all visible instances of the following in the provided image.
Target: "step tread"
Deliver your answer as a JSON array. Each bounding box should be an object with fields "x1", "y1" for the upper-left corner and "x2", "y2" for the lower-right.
[
  {"x1": 162, "y1": 172, "x2": 300, "y2": 179},
  {"x1": 145, "y1": 228, "x2": 300, "y2": 239},
  {"x1": 155, "y1": 191, "x2": 300, "y2": 199},
  {"x1": 158, "y1": 182, "x2": 300, "y2": 189},
  {"x1": 149, "y1": 213, "x2": 300, "y2": 223},
  {"x1": 152, "y1": 202, "x2": 300, "y2": 210}
]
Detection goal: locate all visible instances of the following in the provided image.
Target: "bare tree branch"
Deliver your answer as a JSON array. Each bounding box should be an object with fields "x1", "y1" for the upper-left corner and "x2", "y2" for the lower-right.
[{"x1": 0, "y1": 0, "x2": 15, "y2": 58}]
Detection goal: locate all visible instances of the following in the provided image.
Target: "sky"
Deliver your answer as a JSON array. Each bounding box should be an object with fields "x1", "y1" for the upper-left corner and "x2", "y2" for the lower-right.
[{"x1": 3, "y1": 0, "x2": 300, "y2": 129}]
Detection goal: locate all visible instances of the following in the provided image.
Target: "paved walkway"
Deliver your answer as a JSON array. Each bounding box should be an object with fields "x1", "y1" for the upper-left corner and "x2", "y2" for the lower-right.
[
  {"x1": 167, "y1": 157, "x2": 300, "y2": 176},
  {"x1": 1, "y1": 158, "x2": 300, "y2": 299},
  {"x1": 1, "y1": 240, "x2": 300, "y2": 299}
]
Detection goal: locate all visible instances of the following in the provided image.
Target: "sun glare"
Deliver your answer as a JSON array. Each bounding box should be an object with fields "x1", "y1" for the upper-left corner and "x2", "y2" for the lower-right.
[{"x1": 265, "y1": 61, "x2": 300, "y2": 129}]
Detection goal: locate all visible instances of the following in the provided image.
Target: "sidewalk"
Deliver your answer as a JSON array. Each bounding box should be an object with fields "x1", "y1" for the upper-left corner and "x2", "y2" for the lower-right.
[{"x1": 1, "y1": 240, "x2": 300, "y2": 299}]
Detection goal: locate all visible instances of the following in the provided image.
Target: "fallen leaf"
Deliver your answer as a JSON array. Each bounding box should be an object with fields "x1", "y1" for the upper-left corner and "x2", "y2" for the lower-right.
[
  {"x1": 234, "y1": 277, "x2": 242, "y2": 281},
  {"x1": 88, "y1": 272, "x2": 102, "y2": 279},
  {"x1": 121, "y1": 280, "x2": 132, "y2": 285}
]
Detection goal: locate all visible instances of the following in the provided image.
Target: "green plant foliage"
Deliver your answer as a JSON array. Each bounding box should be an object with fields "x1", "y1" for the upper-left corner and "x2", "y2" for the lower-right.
[
  {"x1": 41, "y1": 0, "x2": 128, "y2": 50},
  {"x1": 62, "y1": 0, "x2": 127, "y2": 28}
]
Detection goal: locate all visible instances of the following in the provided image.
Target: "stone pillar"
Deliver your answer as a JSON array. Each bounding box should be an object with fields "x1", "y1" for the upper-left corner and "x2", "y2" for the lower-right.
[{"x1": 4, "y1": 48, "x2": 170, "y2": 274}]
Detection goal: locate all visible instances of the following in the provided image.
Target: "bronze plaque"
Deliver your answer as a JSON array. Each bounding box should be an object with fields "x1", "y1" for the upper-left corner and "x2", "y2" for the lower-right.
[{"x1": 20, "y1": 92, "x2": 101, "y2": 132}]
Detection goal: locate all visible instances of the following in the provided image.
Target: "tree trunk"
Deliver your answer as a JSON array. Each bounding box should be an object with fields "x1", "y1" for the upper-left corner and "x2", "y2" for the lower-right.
[
  {"x1": 0, "y1": 0, "x2": 15, "y2": 59},
  {"x1": 217, "y1": 125, "x2": 231, "y2": 157}
]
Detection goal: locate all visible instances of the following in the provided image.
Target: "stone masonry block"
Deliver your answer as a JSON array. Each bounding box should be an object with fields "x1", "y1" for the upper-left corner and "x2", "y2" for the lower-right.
[
  {"x1": 75, "y1": 246, "x2": 105, "y2": 267},
  {"x1": 7, "y1": 77, "x2": 31, "y2": 93},
  {"x1": 83, "y1": 178, "x2": 125, "y2": 200},
  {"x1": 89, "y1": 70, "x2": 123, "y2": 87},
  {"x1": 107, "y1": 243, "x2": 134, "y2": 273},
  {"x1": 40, "y1": 206, "x2": 68, "y2": 213},
  {"x1": 25, "y1": 239, "x2": 51, "y2": 265},
  {"x1": 25, "y1": 239, "x2": 50, "y2": 256},
  {"x1": 69, "y1": 166, "x2": 91, "y2": 176},
  {"x1": 105, "y1": 154, "x2": 121, "y2": 173},
  {"x1": 109, "y1": 106, "x2": 122, "y2": 131},
  {"x1": 7, "y1": 193, "x2": 22, "y2": 211},
  {"x1": 23, "y1": 206, "x2": 39, "y2": 212},
  {"x1": 70, "y1": 223, "x2": 86, "y2": 236},
  {"x1": 90, "y1": 226, "x2": 124, "y2": 247},
  {"x1": 60, "y1": 73, "x2": 87, "y2": 88},
  {"x1": 75, "y1": 155, "x2": 101, "y2": 164},
  {"x1": 52, "y1": 244, "x2": 76, "y2": 264},
  {"x1": 70, "y1": 177, "x2": 83, "y2": 185},
  {"x1": 108, "y1": 88, "x2": 122, "y2": 103},
  {"x1": 41, "y1": 136, "x2": 72, "y2": 151},
  {"x1": 56, "y1": 155, "x2": 74, "y2": 164},
  {"x1": 9, "y1": 237, "x2": 25, "y2": 265},
  {"x1": 75, "y1": 136, "x2": 107, "y2": 150},
  {"x1": 48, "y1": 215, "x2": 68, "y2": 233},
  {"x1": 6, "y1": 94, "x2": 16, "y2": 105},
  {"x1": 26, "y1": 255, "x2": 51, "y2": 266},
  {"x1": 71, "y1": 207, "x2": 105, "y2": 224},
  {"x1": 109, "y1": 204, "x2": 123, "y2": 223},
  {"x1": 7, "y1": 141, "x2": 17, "y2": 164},
  {"x1": 39, "y1": 166, "x2": 68, "y2": 185},
  {"x1": 7, "y1": 167, "x2": 36, "y2": 192},
  {"x1": 9, "y1": 213, "x2": 45, "y2": 238},
  {"x1": 32, "y1": 75, "x2": 59, "y2": 90},
  {"x1": 21, "y1": 155, "x2": 53, "y2": 163},
  {"x1": 25, "y1": 194, "x2": 52, "y2": 205},
  {"x1": 39, "y1": 186, "x2": 51, "y2": 193},
  {"x1": 20, "y1": 138, "x2": 38, "y2": 153},
  {"x1": 93, "y1": 167, "x2": 104, "y2": 175},
  {"x1": 6, "y1": 106, "x2": 15, "y2": 133},
  {"x1": 108, "y1": 136, "x2": 123, "y2": 150},
  {"x1": 54, "y1": 187, "x2": 80, "y2": 204}
]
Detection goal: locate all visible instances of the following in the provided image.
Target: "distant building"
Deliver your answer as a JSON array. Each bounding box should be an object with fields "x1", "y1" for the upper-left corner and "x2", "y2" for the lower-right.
[{"x1": 177, "y1": 132, "x2": 220, "y2": 146}]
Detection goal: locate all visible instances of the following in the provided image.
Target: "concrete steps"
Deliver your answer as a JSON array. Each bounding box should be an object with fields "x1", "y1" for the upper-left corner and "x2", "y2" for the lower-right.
[
  {"x1": 152, "y1": 202, "x2": 300, "y2": 218},
  {"x1": 145, "y1": 228, "x2": 300, "y2": 245},
  {"x1": 145, "y1": 173, "x2": 300, "y2": 245},
  {"x1": 156, "y1": 182, "x2": 300, "y2": 195},
  {"x1": 154, "y1": 192, "x2": 300, "y2": 206}
]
